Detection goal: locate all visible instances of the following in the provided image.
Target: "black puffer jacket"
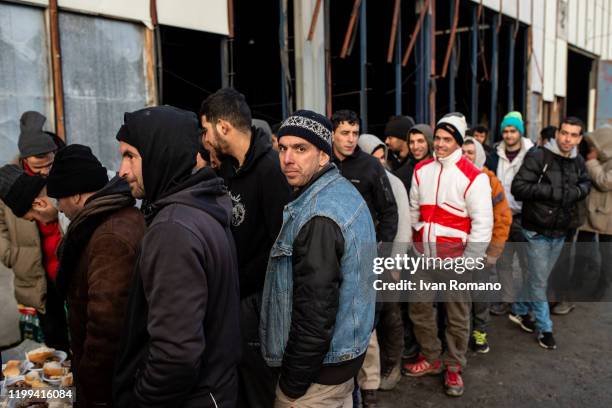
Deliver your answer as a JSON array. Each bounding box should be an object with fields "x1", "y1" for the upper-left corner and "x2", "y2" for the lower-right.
[
  {"x1": 333, "y1": 147, "x2": 398, "y2": 243},
  {"x1": 218, "y1": 127, "x2": 291, "y2": 299},
  {"x1": 511, "y1": 141, "x2": 591, "y2": 238},
  {"x1": 113, "y1": 169, "x2": 240, "y2": 408}
]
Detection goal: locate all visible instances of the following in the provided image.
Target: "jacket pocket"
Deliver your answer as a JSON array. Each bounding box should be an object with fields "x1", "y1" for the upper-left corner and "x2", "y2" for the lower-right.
[
  {"x1": 442, "y1": 202, "x2": 464, "y2": 213},
  {"x1": 435, "y1": 236, "x2": 465, "y2": 258}
]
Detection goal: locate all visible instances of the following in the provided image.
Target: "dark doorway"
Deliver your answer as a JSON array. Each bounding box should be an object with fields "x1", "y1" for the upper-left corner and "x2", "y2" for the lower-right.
[
  {"x1": 160, "y1": 25, "x2": 223, "y2": 114},
  {"x1": 566, "y1": 48, "x2": 594, "y2": 124}
]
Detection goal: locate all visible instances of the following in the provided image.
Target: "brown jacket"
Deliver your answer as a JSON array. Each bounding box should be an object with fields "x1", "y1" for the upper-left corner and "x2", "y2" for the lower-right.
[
  {"x1": 582, "y1": 127, "x2": 612, "y2": 235},
  {"x1": 483, "y1": 167, "x2": 512, "y2": 259},
  {"x1": 59, "y1": 179, "x2": 145, "y2": 408}
]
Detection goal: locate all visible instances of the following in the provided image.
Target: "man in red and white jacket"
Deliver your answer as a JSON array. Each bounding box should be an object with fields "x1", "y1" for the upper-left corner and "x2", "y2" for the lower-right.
[{"x1": 403, "y1": 113, "x2": 493, "y2": 397}]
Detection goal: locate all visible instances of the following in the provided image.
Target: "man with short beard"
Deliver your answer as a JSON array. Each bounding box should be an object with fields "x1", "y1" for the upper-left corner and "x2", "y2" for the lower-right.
[
  {"x1": 400, "y1": 124, "x2": 434, "y2": 193},
  {"x1": 199, "y1": 88, "x2": 291, "y2": 408},
  {"x1": 112, "y1": 106, "x2": 240, "y2": 408},
  {"x1": 510, "y1": 117, "x2": 591, "y2": 350},
  {"x1": 487, "y1": 112, "x2": 534, "y2": 316},
  {"x1": 46, "y1": 145, "x2": 145, "y2": 408},
  {"x1": 260, "y1": 110, "x2": 376, "y2": 407},
  {"x1": 384, "y1": 115, "x2": 415, "y2": 189}
]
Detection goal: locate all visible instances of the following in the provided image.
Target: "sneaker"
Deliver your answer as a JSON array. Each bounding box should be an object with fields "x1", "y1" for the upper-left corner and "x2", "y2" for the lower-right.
[
  {"x1": 489, "y1": 302, "x2": 510, "y2": 316},
  {"x1": 402, "y1": 355, "x2": 443, "y2": 377},
  {"x1": 361, "y1": 389, "x2": 378, "y2": 408},
  {"x1": 538, "y1": 332, "x2": 557, "y2": 350},
  {"x1": 444, "y1": 366, "x2": 464, "y2": 397},
  {"x1": 379, "y1": 363, "x2": 401, "y2": 390},
  {"x1": 471, "y1": 330, "x2": 490, "y2": 353},
  {"x1": 508, "y1": 313, "x2": 536, "y2": 333},
  {"x1": 551, "y1": 302, "x2": 575, "y2": 315}
]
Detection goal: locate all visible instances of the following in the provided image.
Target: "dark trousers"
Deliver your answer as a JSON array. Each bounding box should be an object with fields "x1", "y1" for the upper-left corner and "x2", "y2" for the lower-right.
[
  {"x1": 571, "y1": 232, "x2": 612, "y2": 300},
  {"x1": 376, "y1": 302, "x2": 404, "y2": 372},
  {"x1": 38, "y1": 277, "x2": 70, "y2": 353},
  {"x1": 237, "y1": 292, "x2": 279, "y2": 408}
]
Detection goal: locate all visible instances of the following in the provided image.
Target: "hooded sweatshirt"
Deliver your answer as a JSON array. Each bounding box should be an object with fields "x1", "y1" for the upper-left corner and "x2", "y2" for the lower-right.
[
  {"x1": 358, "y1": 134, "x2": 411, "y2": 254},
  {"x1": 113, "y1": 106, "x2": 240, "y2": 408},
  {"x1": 217, "y1": 127, "x2": 291, "y2": 299},
  {"x1": 392, "y1": 124, "x2": 434, "y2": 193},
  {"x1": 464, "y1": 137, "x2": 511, "y2": 259},
  {"x1": 492, "y1": 136, "x2": 534, "y2": 214}
]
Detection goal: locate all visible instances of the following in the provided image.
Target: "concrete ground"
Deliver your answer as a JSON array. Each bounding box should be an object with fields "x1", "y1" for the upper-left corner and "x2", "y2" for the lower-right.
[{"x1": 379, "y1": 302, "x2": 612, "y2": 408}]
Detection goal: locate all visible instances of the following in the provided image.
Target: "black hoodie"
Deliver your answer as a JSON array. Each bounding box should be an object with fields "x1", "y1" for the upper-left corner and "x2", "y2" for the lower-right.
[
  {"x1": 217, "y1": 127, "x2": 291, "y2": 299},
  {"x1": 113, "y1": 107, "x2": 240, "y2": 408}
]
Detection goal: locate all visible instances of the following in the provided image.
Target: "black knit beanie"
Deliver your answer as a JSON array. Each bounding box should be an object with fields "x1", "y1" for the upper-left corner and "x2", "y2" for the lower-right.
[
  {"x1": 384, "y1": 116, "x2": 416, "y2": 141},
  {"x1": 277, "y1": 110, "x2": 333, "y2": 156},
  {"x1": 0, "y1": 165, "x2": 46, "y2": 217},
  {"x1": 46, "y1": 144, "x2": 109, "y2": 199}
]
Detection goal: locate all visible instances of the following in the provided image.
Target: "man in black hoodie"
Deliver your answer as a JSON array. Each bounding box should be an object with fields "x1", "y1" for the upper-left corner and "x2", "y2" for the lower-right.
[
  {"x1": 200, "y1": 88, "x2": 291, "y2": 407},
  {"x1": 112, "y1": 106, "x2": 240, "y2": 408},
  {"x1": 331, "y1": 110, "x2": 398, "y2": 243}
]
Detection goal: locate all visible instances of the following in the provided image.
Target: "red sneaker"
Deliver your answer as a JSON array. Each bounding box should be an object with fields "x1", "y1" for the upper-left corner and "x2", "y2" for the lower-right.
[
  {"x1": 444, "y1": 365, "x2": 464, "y2": 397},
  {"x1": 401, "y1": 355, "x2": 443, "y2": 377}
]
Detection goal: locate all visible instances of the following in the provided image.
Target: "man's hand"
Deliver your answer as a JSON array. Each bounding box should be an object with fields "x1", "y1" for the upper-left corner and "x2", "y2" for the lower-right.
[{"x1": 586, "y1": 146, "x2": 598, "y2": 162}]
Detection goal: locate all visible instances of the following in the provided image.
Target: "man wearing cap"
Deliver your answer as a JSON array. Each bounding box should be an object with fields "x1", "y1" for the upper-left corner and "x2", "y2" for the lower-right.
[
  {"x1": 112, "y1": 106, "x2": 240, "y2": 408},
  {"x1": 403, "y1": 113, "x2": 492, "y2": 397},
  {"x1": 487, "y1": 111, "x2": 534, "y2": 316},
  {"x1": 260, "y1": 110, "x2": 377, "y2": 407},
  {"x1": 46, "y1": 144, "x2": 145, "y2": 408},
  {"x1": 0, "y1": 111, "x2": 69, "y2": 351},
  {"x1": 384, "y1": 115, "x2": 415, "y2": 172}
]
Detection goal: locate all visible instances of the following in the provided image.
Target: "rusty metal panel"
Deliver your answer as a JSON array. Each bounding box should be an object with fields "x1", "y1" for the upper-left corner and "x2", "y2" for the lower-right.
[
  {"x1": 0, "y1": 2, "x2": 53, "y2": 164},
  {"x1": 59, "y1": 12, "x2": 147, "y2": 170},
  {"x1": 596, "y1": 60, "x2": 612, "y2": 128}
]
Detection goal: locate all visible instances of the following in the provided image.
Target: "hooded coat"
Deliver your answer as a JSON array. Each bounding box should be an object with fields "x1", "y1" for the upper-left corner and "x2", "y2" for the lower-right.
[
  {"x1": 582, "y1": 126, "x2": 612, "y2": 234},
  {"x1": 392, "y1": 124, "x2": 434, "y2": 193},
  {"x1": 113, "y1": 106, "x2": 240, "y2": 408},
  {"x1": 511, "y1": 138, "x2": 591, "y2": 238}
]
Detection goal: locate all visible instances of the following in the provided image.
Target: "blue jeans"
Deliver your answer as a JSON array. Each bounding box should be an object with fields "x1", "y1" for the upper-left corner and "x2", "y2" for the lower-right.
[{"x1": 512, "y1": 228, "x2": 565, "y2": 333}]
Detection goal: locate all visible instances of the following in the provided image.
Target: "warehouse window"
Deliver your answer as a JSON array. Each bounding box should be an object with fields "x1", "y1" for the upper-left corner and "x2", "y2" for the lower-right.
[
  {"x1": 59, "y1": 12, "x2": 149, "y2": 170},
  {"x1": 0, "y1": 3, "x2": 53, "y2": 164}
]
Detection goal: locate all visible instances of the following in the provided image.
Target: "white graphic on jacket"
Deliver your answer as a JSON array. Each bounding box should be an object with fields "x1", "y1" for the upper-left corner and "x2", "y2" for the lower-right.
[{"x1": 230, "y1": 192, "x2": 246, "y2": 227}]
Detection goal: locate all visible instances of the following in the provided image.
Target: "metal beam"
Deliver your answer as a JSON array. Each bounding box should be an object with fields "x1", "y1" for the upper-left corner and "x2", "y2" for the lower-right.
[
  {"x1": 490, "y1": 14, "x2": 499, "y2": 140},
  {"x1": 359, "y1": 0, "x2": 368, "y2": 131},
  {"x1": 508, "y1": 23, "x2": 515, "y2": 112},
  {"x1": 448, "y1": 0, "x2": 457, "y2": 111},
  {"x1": 470, "y1": 3, "x2": 478, "y2": 127},
  {"x1": 395, "y1": 2, "x2": 402, "y2": 115},
  {"x1": 279, "y1": 0, "x2": 288, "y2": 118},
  {"x1": 49, "y1": 0, "x2": 65, "y2": 140}
]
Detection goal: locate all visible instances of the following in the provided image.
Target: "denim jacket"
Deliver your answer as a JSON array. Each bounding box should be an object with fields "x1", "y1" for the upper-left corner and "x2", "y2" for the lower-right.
[{"x1": 260, "y1": 166, "x2": 377, "y2": 366}]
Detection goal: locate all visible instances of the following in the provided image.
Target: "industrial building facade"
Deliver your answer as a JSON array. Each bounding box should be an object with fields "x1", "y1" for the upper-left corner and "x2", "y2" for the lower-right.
[{"x1": 1, "y1": 0, "x2": 611, "y2": 170}]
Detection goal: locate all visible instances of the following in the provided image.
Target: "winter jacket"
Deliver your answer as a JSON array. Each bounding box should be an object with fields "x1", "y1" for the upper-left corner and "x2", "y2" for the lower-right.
[
  {"x1": 333, "y1": 146, "x2": 398, "y2": 242},
  {"x1": 410, "y1": 148, "x2": 493, "y2": 258},
  {"x1": 113, "y1": 169, "x2": 240, "y2": 408},
  {"x1": 0, "y1": 199, "x2": 46, "y2": 312},
  {"x1": 490, "y1": 137, "x2": 534, "y2": 214},
  {"x1": 58, "y1": 178, "x2": 145, "y2": 408},
  {"x1": 218, "y1": 127, "x2": 291, "y2": 299},
  {"x1": 260, "y1": 165, "x2": 377, "y2": 399},
  {"x1": 463, "y1": 137, "x2": 511, "y2": 259},
  {"x1": 511, "y1": 139, "x2": 591, "y2": 238},
  {"x1": 581, "y1": 127, "x2": 612, "y2": 234},
  {"x1": 482, "y1": 167, "x2": 512, "y2": 259}
]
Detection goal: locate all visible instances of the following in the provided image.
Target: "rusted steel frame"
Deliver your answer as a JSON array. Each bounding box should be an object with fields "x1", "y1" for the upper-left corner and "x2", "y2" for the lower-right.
[
  {"x1": 340, "y1": 0, "x2": 362, "y2": 58},
  {"x1": 307, "y1": 0, "x2": 323, "y2": 41},
  {"x1": 402, "y1": 0, "x2": 430, "y2": 66},
  {"x1": 387, "y1": 0, "x2": 401, "y2": 63},
  {"x1": 441, "y1": 0, "x2": 460, "y2": 78},
  {"x1": 49, "y1": 0, "x2": 65, "y2": 140}
]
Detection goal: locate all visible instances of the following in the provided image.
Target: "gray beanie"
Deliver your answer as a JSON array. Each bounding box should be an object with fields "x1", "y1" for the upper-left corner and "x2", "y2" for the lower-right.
[{"x1": 18, "y1": 111, "x2": 57, "y2": 158}]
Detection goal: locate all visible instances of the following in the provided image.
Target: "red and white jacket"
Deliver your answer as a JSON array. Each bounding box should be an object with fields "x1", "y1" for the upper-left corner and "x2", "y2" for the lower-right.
[{"x1": 410, "y1": 148, "x2": 493, "y2": 257}]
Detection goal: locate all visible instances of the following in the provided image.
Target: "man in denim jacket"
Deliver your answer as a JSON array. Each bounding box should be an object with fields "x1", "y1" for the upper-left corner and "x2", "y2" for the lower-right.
[{"x1": 260, "y1": 110, "x2": 377, "y2": 407}]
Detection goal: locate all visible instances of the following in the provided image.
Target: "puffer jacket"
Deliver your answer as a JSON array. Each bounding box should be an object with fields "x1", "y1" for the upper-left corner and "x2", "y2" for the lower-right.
[
  {"x1": 490, "y1": 137, "x2": 534, "y2": 214},
  {"x1": 410, "y1": 148, "x2": 493, "y2": 258},
  {"x1": 511, "y1": 139, "x2": 591, "y2": 238},
  {"x1": 0, "y1": 200, "x2": 46, "y2": 312},
  {"x1": 582, "y1": 126, "x2": 612, "y2": 234}
]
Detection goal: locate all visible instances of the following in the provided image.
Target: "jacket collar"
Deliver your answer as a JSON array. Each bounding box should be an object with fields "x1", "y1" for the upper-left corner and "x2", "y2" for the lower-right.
[
  {"x1": 434, "y1": 148, "x2": 463, "y2": 167},
  {"x1": 496, "y1": 137, "x2": 534, "y2": 161},
  {"x1": 288, "y1": 164, "x2": 338, "y2": 209}
]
